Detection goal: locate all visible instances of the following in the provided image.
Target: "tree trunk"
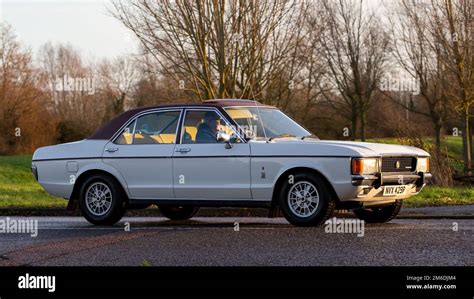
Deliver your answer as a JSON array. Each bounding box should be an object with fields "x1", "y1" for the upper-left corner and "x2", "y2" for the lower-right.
[
  {"x1": 469, "y1": 116, "x2": 474, "y2": 172},
  {"x1": 462, "y1": 108, "x2": 472, "y2": 175},
  {"x1": 351, "y1": 106, "x2": 358, "y2": 141},
  {"x1": 360, "y1": 109, "x2": 366, "y2": 141},
  {"x1": 434, "y1": 118, "x2": 443, "y2": 154}
]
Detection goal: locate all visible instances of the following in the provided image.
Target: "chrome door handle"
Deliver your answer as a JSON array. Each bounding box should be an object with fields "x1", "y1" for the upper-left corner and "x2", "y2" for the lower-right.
[
  {"x1": 105, "y1": 148, "x2": 119, "y2": 153},
  {"x1": 175, "y1": 148, "x2": 191, "y2": 153}
]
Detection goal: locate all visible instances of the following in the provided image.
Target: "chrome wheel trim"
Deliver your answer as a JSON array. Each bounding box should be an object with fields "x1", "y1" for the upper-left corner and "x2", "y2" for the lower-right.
[
  {"x1": 287, "y1": 181, "x2": 320, "y2": 218},
  {"x1": 85, "y1": 182, "x2": 113, "y2": 217}
]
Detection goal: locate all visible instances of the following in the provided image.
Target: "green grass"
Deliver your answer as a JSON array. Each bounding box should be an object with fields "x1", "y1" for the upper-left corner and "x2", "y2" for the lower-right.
[
  {"x1": 0, "y1": 155, "x2": 67, "y2": 208},
  {"x1": 405, "y1": 186, "x2": 474, "y2": 208},
  {"x1": 142, "y1": 259, "x2": 151, "y2": 267},
  {"x1": 0, "y1": 152, "x2": 472, "y2": 209}
]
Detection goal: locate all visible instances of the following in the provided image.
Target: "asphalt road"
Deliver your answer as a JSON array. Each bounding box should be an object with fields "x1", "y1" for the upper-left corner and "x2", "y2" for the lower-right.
[{"x1": 0, "y1": 217, "x2": 472, "y2": 266}]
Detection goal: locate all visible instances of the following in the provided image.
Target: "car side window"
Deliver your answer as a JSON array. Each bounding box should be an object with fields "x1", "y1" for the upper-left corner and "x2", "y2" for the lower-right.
[
  {"x1": 114, "y1": 120, "x2": 136, "y2": 145},
  {"x1": 132, "y1": 111, "x2": 181, "y2": 144},
  {"x1": 181, "y1": 110, "x2": 241, "y2": 144}
]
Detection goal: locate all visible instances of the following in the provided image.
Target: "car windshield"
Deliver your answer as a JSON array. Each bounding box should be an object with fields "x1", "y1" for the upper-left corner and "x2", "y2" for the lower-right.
[{"x1": 225, "y1": 107, "x2": 314, "y2": 140}]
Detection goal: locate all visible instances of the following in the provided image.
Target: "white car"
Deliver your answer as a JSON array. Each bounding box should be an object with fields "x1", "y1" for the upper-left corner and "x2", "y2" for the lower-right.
[{"x1": 32, "y1": 99, "x2": 431, "y2": 226}]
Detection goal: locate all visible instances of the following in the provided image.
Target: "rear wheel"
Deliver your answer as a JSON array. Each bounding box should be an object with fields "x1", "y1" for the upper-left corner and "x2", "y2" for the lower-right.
[
  {"x1": 159, "y1": 205, "x2": 200, "y2": 220},
  {"x1": 79, "y1": 174, "x2": 125, "y2": 225},
  {"x1": 352, "y1": 200, "x2": 403, "y2": 223},
  {"x1": 278, "y1": 172, "x2": 335, "y2": 227}
]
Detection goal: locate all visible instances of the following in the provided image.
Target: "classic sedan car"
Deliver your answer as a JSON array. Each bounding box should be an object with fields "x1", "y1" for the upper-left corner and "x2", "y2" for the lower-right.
[{"x1": 32, "y1": 99, "x2": 431, "y2": 226}]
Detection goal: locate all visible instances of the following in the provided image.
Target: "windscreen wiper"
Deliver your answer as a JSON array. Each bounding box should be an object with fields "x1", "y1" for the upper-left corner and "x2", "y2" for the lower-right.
[
  {"x1": 268, "y1": 134, "x2": 297, "y2": 141},
  {"x1": 301, "y1": 134, "x2": 319, "y2": 140}
]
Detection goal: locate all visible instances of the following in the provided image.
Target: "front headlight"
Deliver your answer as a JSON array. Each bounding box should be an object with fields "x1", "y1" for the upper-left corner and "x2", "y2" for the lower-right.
[
  {"x1": 351, "y1": 158, "x2": 380, "y2": 175},
  {"x1": 417, "y1": 157, "x2": 430, "y2": 172}
]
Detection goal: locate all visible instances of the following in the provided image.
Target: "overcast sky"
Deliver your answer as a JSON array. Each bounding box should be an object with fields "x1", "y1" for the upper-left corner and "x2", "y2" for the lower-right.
[
  {"x1": 0, "y1": 0, "x2": 139, "y2": 61},
  {"x1": 0, "y1": 0, "x2": 389, "y2": 62}
]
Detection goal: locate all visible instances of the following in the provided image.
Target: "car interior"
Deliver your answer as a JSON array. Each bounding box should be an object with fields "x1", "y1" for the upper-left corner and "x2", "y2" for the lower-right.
[
  {"x1": 115, "y1": 111, "x2": 180, "y2": 145},
  {"x1": 182, "y1": 110, "x2": 234, "y2": 144}
]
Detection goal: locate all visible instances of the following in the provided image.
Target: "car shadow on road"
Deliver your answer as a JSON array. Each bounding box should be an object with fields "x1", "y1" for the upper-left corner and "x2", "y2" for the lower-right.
[{"x1": 84, "y1": 217, "x2": 406, "y2": 230}]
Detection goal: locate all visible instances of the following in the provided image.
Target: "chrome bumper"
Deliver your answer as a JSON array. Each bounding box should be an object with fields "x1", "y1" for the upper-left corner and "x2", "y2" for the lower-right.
[
  {"x1": 351, "y1": 172, "x2": 432, "y2": 188},
  {"x1": 348, "y1": 172, "x2": 432, "y2": 206}
]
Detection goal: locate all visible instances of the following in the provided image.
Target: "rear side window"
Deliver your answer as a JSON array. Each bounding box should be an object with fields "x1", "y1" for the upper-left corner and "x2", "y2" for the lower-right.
[
  {"x1": 114, "y1": 110, "x2": 181, "y2": 145},
  {"x1": 133, "y1": 111, "x2": 181, "y2": 144}
]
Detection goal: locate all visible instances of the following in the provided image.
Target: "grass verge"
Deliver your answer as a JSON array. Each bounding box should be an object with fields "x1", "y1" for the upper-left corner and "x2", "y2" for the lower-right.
[
  {"x1": 0, "y1": 155, "x2": 67, "y2": 208},
  {"x1": 405, "y1": 186, "x2": 474, "y2": 208}
]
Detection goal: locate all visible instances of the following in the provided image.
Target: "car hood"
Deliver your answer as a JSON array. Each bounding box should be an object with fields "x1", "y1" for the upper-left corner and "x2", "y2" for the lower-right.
[
  {"x1": 250, "y1": 139, "x2": 430, "y2": 157},
  {"x1": 313, "y1": 140, "x2": 430, "y2": 157}
]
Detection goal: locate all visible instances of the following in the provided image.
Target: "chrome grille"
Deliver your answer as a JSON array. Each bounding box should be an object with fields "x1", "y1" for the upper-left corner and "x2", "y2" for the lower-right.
[{"x1": 381, "y1": 157, "x2": 415, "y2": 172}]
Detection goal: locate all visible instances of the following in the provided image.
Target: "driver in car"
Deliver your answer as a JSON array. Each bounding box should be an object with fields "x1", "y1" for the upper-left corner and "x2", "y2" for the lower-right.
[{"x1": 196, "y1": 112, "x2": 221, "y2": 143}]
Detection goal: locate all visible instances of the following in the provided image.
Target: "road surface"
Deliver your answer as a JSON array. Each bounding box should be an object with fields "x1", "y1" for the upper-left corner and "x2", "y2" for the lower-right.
[{"x1": 0, "y1": 217, "x2": 472, "y2": 266}]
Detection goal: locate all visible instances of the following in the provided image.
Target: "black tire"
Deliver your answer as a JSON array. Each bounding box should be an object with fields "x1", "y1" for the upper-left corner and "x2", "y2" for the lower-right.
[
  {"x1": 79, "y1": 174, "x2": 125, "y2": 225},
  {"x1": 278, "y1": 172, "x2": 335, "y2": 227},
  {"x1": 159, "y1": 205, "x2": 200, "y2": 220},
  {"x1": 352, "y1": 200, "x2": 403, "y2": 223}
]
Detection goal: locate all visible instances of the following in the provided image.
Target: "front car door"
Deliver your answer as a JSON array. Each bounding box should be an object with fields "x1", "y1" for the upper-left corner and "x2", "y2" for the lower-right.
[
  {"x1": 103, "y1": 109, "x2": 182, "y2": 200},
  {"x1": 172, "y1": 108, "x2": 251, "y2": 200}
]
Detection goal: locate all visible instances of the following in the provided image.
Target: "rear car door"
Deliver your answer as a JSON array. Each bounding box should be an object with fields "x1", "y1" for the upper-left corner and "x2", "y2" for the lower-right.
[{"x1": 103, "y1": 109, "x2": 182, "y2": 200}]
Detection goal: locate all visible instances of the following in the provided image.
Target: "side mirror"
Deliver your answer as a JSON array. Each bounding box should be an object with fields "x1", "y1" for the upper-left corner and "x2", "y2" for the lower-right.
[{"x1": 216, "y1": 132, "x2": 232, "y2": 149}]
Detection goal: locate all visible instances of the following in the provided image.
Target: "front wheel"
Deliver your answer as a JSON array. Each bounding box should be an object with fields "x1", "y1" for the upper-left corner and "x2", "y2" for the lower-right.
[
  {"x1": 158, "y1": 205, "x2": 200, "y2": 220},
  {"x1": 352, "y1": 200, "x2": 403, "y2": 223},
  {"x1": 278, "y1": 173, "x2": 335, "y2": 227}
]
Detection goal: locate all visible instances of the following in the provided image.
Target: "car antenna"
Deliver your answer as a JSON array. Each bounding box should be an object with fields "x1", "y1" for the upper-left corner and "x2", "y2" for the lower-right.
[{"x1": 249, "y1": 85, "x2": 269, "y2": 143}]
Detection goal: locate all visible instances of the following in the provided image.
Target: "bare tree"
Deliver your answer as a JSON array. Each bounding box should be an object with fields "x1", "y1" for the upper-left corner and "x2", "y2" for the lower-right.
[
  {"x1": 111, "y1": 0, "x2": 303, "y2": 101},
  {"x1": 0, "y1": 23, "x2": 57, "y2": 153},
  {"x1": 426, "y1": 0, "x2": 474, "y2": 174},
  {"x1": 38, "y1": 43, "x2": 105, "y2": 141},
  {"x1": 388, "y1": 0, "x2": 452, "y2": 150},
  {"x1": 97, "y1": 55, "x2": 138, "y2": 116},
  {"x1": 311, "y1": 0, "x2": 389, "y2": 141}
]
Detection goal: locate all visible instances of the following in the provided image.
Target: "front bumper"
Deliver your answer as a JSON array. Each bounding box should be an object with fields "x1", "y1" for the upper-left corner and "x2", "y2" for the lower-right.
[
  {"x1": 348, "y1": 172, "x2": 432, "y2": 206},
  {"x1": 352, "y1": 171, "x2": 432, "y2": 188}
]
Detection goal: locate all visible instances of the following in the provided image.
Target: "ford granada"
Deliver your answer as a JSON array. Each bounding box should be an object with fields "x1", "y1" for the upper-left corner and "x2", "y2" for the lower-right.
[{"x1": 32, "y1": 99, "x2": 432, "y2": 226}]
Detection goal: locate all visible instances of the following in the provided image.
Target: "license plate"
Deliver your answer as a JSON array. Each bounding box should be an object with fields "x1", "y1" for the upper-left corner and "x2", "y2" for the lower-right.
[{"x1": 383, "y1": 185, "x2": 407, "y2": 196}]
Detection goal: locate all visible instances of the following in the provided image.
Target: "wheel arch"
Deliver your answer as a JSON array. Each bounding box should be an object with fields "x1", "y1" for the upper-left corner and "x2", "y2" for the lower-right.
[
  {"x1": 270, "y1": 167, "x2": 340, "y2": 207},
  {"x1": 70, "y1": 168, "x2": 130, "y2": 204}
]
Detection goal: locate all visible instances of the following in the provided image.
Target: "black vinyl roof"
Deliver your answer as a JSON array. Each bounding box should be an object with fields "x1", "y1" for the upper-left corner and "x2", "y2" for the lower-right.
[{"x1": 88, "y1": 99, "x2": 272, "y2": 140}]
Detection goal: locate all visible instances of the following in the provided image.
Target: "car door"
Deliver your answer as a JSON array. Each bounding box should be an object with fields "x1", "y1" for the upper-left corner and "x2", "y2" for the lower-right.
[
  {"x1": 172, "y1": 108, "x2": 251, "y2": 200},
  {"x1": 103, "y1": 109, "x2": 182, "y2": 200}
]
